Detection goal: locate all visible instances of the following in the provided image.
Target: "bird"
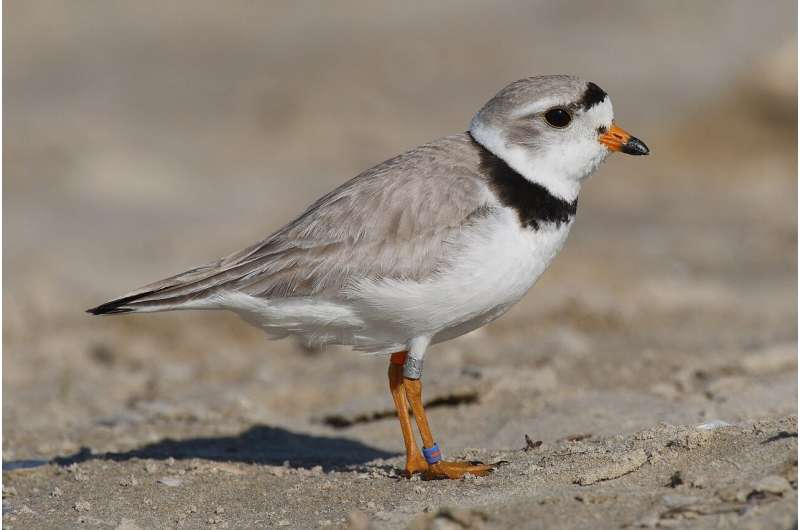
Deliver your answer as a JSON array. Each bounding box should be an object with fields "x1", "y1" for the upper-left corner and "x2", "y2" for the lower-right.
[{"x1": 88, "y1": 75, "x2": 649, "y2": 480}]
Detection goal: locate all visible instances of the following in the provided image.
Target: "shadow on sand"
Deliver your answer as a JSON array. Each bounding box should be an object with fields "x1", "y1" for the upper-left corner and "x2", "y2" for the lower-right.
[{"x1": 6, "y1": 425, "x2": 398, "y2": 473}]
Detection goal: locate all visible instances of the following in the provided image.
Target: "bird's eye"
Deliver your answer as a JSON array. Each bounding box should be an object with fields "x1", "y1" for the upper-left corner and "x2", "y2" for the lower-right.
[{"x1": 544, "y1": 107, "x2": 572, "y2": 128}]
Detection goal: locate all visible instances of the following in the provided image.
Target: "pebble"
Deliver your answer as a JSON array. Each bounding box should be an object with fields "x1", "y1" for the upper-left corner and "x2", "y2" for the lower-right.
[
  {"x1": 695, "y1": 419, "x2": 730, "y2": 431},
  {"x1": 157, "y1": 476, "x2": 183, "y2": 487}
]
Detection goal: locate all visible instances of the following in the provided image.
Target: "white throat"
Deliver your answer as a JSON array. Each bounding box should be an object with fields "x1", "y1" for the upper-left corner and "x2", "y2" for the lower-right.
[{"x1": 470, "y1": 121, "x2": 605, "y2": 203}]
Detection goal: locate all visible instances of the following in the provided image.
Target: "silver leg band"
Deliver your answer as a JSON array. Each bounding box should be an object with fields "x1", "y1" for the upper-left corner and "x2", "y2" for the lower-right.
[{"x1": 403, "y1": 356, "x2": 424, "y2": 380}]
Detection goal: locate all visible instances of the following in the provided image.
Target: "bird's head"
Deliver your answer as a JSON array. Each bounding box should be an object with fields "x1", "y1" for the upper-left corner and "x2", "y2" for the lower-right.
[{"x1": 470, "y1": 75, "x2": 648, "y2": 202}]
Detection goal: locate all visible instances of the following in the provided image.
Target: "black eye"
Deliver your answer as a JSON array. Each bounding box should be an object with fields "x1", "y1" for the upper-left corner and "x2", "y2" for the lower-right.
[{"x1": 544, "y1": 107, "x2": 572, "y2": 128}]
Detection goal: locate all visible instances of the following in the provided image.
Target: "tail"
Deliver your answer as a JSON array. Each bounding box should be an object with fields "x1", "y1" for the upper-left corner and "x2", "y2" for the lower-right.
[
  {"x1": 87, "y1": 236, "x2": 282, "y2": 316},
  {"x1": 87, "y1": 293, "x2": 152, "y2": 315},
  {"x1": 86, "y1": 263, "x2": 229, "y2": 316},
  {"x1": 86, "y1": 287, "x2": 215, "y2": 315}
]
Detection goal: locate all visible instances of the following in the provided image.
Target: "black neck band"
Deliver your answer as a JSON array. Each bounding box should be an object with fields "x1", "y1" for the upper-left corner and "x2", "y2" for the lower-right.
[{"x1": 470, "y1": 133, "x2": 577, "y2": 230}]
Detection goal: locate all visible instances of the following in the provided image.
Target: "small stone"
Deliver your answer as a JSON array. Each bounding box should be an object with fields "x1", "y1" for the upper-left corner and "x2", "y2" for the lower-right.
[
  {"x1": 50, "y1": 487, "x2": 63, "y2": 497},
  {"x1": 157, "y1": 476, "x2": 182, "y2": 487},
  {"x1": 165, "y1": 457, "x2": 176, "y2": 467},
  {"x1": 214, "y1": 506, "x2": 225, "y2": 515},
  {"x1": 74, "y1": 500, "x2": 91, "y2": 512},
  {"x1": 277, "y1": 519, "x2": 290, "y2": 527},
  {"x1": 695, "y1": 419, "x2": 730, "y2": 431},
  {"x1": 144, "y1": 461, "x2": 158, "y2": 474},
  {"x1": 3, "y1": 486, "x2": 17, "y2": 498}
]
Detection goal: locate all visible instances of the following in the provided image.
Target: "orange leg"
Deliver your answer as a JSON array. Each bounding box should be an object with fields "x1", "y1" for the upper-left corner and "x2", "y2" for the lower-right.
[
  {"x1": 388, "y1": 352, "x2": 428, "y2": 477},
  {"x1": 403, "y1": 377, "x2": 494, "y2": 480}
]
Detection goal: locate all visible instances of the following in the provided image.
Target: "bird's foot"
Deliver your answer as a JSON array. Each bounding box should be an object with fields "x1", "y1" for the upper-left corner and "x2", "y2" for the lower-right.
[
  {"x1": 404, "y1": 452, "x2": 429, "y2": 477},
  {"x1": 423, "y1": 460, "x2": 494, "y2": 480}
]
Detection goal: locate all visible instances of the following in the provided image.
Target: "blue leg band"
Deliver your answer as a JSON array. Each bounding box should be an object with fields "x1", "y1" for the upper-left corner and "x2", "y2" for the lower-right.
[{"x1": 423, "y1": 442, "x2": 442, "y2": 465}]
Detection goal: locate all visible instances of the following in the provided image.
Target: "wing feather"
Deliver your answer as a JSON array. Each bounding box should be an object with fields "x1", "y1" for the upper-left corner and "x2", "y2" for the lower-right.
[{"x1": 88, "y1": 133, "x2": 494, "y2": 314}]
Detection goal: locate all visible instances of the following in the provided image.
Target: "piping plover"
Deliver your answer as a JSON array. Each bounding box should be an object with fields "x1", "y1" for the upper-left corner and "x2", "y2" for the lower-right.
[{"x1": 89, "y1": 75, "x2": 648, "y2": 479}]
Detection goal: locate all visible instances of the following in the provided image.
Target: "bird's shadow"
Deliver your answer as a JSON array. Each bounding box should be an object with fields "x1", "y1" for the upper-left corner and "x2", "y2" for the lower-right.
[{"x1": 14, "y1": 425, "x2": 399, "y2": 473}]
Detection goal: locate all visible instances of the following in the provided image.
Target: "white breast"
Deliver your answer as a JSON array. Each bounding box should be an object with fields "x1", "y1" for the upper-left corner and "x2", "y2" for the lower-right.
[{"x1": 347, "y1": 208, "x2": 574, "y2": 347}]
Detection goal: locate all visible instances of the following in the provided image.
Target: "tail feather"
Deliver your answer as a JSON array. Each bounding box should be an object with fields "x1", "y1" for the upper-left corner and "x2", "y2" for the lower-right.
[
  {"x1": 86, "y1": 294, "x2": 141, "y2": 315},
  {"x1": 86, "y1": 290, "x2": 180, "y2": 315},
  {"x1": 87, "y1": 268, "x2": 226, "y2": 316},
  {"x1": 87, "y1": 240, "x2": 279, "y2": 316}
]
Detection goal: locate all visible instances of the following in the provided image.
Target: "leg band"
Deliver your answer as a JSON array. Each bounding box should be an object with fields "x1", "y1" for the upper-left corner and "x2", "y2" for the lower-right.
[
  {"x1": 403, "y1": 356, "x2": 424, "y2": 380},
  {"x1": 422, "y1": 442, "x2": 442, "y2": 465},
  {"x1": 390, "y1": 351, "x2": 407, "y2": 366}
]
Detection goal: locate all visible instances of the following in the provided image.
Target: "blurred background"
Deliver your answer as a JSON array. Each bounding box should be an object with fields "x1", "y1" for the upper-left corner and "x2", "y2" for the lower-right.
[{"x1": 4, "y1": 0, "x2": 797, "y2": 475}]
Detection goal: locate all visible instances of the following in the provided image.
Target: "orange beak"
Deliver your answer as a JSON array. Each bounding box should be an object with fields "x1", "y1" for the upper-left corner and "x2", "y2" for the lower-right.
[{"x1": 599, "y1": 122, "x2": 649, "y2": 155}]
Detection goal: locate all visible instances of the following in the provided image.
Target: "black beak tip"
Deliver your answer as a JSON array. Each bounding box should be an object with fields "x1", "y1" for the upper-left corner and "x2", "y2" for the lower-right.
[{"x1": 622, "y1": 137, "x2": 650, "y2": 156}]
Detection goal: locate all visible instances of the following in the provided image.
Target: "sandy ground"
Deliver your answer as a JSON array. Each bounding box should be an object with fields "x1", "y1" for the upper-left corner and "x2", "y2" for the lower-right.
[{"x1": 3, "y1": 2, "x2": 798, "y2": 529}]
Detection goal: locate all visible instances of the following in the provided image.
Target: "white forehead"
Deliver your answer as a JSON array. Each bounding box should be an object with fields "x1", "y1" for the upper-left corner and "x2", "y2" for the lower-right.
[{"x1": 583, "y1": 97, "x2": 614, "y2": 126}]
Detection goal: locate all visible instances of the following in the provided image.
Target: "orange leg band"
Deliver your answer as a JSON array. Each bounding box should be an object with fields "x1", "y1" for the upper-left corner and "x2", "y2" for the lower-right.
[{"x1": 390, "y1": 351, "x2": 407, "y2": 365}]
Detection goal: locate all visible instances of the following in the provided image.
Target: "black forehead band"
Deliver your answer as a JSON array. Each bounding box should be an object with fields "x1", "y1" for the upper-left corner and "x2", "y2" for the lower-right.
[{"x1": 579, "y1": 82, "x2": 607, "y2": 111}]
